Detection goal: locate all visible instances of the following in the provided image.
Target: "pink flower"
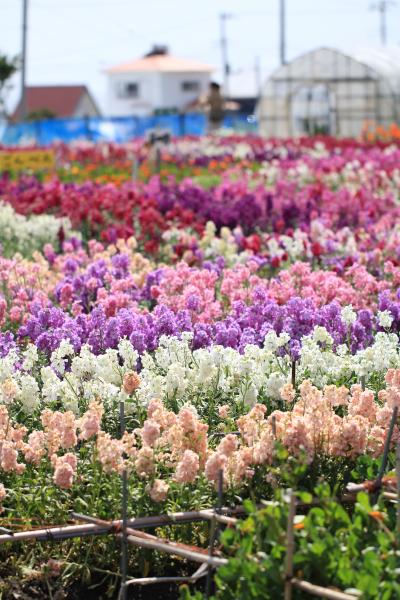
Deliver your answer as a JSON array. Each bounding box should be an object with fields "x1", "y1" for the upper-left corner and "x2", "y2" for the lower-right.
[
  {"x1": 205, "y1": 452, "x2": 227, "y2": 484},
  {"x1": 59, "y1": 283, "x2": 73, "y2": 307},
  {"x1": 135, "y1": 447, "x2": 155, "y2": 478},
  {"x1": 23, "y1": 431, "x2": 46, "y2": 465},
  {"x1": 79, "y1": 401, "x2": 103, "y2": 440},
  {"x1": 174, "y1": 450, "x2": 199, "y2": 483},
  {"x1": 9, "y1": 306, "x2": 22, "y2": 322},
  {"x1": 218, "y1": 405, "x2": 230, "y2": 419},
  {"x1": 97, "y1": 433, "x2": 124, "y2": 474},
  {"x1": 52, "y1": 453, "x2": 77, "y2": 489},
  {"x1": 0, "y1": 483, "x2": 6, "y2": 502},
  {"x1": 0, "y1": 441, "x2": 25, "y2": 473},
  {"x1": 178, "y1": 408, "x2": 197, "y2": 433},
  {"x1": 0, "y1": 296, "x2": 6, "y2": 326},
  {"x1": 217, "y1": 434, "x2": 238, "y2": 458},
  {"x1": 140, "y1": 420, "x2": 161, "y2": 447},
  {"x1": 146, "y1": 479, "x2": 169, "y2": 502},
  {"x1": 280, "y1": 383, "x2": 295, "y2": 403}
]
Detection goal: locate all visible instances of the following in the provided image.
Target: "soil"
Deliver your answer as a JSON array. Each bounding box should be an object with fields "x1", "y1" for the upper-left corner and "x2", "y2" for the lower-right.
[{"x1": 0, "y1": 576, "x2": 206, "y2": 599}]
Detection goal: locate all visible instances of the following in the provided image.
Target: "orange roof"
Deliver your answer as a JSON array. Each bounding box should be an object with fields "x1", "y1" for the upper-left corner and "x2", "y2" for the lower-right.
[{"x1": 107, "y1": 54, "x2": 214, "y2": 74}]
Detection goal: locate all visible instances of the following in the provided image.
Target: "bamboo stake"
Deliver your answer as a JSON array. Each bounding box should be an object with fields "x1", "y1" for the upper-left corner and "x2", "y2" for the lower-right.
[
  {"x1": 291, "y1": 579, "x2": 359, "y2": 600},
  {"x1": 0, "y1": 491, "x2": 367, "y2": 548},
  {"x1": 0, "y1": 507, "x2": 245, "y2": 546},
  {"x1": 0, "y1": 522, "x2": 109, "y2": 543},
  {"x1": 373, "y1": 406, "x2": 398, "y2": 503},
  {"x1": 119, "y1": 400, "x2": 128, "y2": 600},
  {"x1": 126, "y1": 576, "x2": 200, "y2": 587},
  {"x1": 0, "y1": 527, "x2": 12, "y2": 535},
  {"x1": 200, "y1": 510, "x2": 237, "y2": 526},
  {"x1": 271, "y1": 415, "x2": 277, "y2": 438},
  {"x1": 205, "y1": 469, "x2": 224, "y2": 598},
  {"x1": 125, "y1": 564, "x2": 207, "y2": 587},
  {"x1": 284, "y1": 489, "x2": 297, "y2": 600},
  {"x1": 123, "y1": 530, "x2": 227, "y2": 567},
  {"x1": 383, "y1": 491, "x2": 397, "y2": 501},
  {"x1": 291, "y1": 360, "x2": 296, "y2": 388}
]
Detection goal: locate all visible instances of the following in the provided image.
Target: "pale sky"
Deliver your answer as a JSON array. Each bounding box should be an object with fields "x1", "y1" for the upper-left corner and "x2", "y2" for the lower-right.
[{"x1": 1, "y1": 0, "x2": 400, "y2": 113}]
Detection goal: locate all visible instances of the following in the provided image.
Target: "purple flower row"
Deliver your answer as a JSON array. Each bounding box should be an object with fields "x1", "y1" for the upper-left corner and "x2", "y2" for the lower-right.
[{"x1": 15, "y1": 291, "x2": 398, "y2": 362}]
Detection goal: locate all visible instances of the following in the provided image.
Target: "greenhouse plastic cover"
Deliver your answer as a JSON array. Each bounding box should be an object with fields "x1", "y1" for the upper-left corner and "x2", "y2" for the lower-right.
[{"x1": 354, "y1": 47, "x2": 400, "y2": 95}]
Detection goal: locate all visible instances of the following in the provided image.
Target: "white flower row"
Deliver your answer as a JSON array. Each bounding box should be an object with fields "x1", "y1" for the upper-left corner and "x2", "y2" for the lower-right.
[
  {"x1": 0, "y1": 201, "x2": 77, "y2": 257},
  {"x1": 1, "y1": 328, "x2": 399, "y2": 415}
]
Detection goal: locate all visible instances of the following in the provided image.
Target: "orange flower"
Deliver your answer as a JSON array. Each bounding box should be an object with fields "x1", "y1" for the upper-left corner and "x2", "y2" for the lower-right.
[{"x1": 368, "y1": 511, "x2": 386, "y2": 522}]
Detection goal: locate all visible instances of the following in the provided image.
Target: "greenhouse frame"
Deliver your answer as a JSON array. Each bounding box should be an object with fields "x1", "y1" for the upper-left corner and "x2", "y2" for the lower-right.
[{"x1": 257, "y1": 47, "x2": 400, "y2": 138}]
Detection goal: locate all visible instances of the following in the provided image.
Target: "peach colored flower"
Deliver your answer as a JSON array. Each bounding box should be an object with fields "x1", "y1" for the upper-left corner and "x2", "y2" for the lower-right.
[
  {"x1": 280, "y1": 383, "x2": 295, "y2": 403},
  {"x1": 135, "y1": 447, "x2": 155, "y2": 478},
  {"x1": 141, "y1": 419, "x2": 161, "y2": 447},
  {"x1": 174, "y1": 450, "x2": 199, "y2": 483},
  {"x1": 146, "y1": 479, "x2": 169, "y2": 502},
  {"x1": 123, "y1": 371, "x2": 141, "y2": 394},
  {"x1": 218, "y1": 405, "x2": 230, "y2": 419}
]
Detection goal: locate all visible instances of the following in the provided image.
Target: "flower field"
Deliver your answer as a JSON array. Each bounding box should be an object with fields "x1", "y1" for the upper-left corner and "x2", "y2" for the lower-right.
[{"x1": 1, "y1": 135, "x2": 400, "y2": 599}]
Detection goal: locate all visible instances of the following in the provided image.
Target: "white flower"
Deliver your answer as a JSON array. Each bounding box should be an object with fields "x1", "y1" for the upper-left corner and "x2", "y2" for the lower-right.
[
  {"x1": 0, "y1": 201, "x2": 78, "y2": 258},
  {"x1": 312, "y1": 326, "x2": 333, "y2": 345},
  {"x1": 264, "y1": 331, "x2": 279, "y2": 352},
  {"x1": 18, "y1": 375, "x2": 40, "y2": 413},
  {"x1": 277, "y1": 333, "x2": 291, "y2": 347},
  {"x1": 243, "y1": 384, "x2": 258, "y2": 406},
  {"x1": 21, "y1": 344, "x2": 39, "y2": 371},
  {"x1": 378, "y1": 310, "x2": 393, "y2": 329},
  {"x1": 118, "y1": 339, "x2": 139, "y2": 370},
  {"x1": 341, "y1": 305, "x2": 357, "y2": 326}
]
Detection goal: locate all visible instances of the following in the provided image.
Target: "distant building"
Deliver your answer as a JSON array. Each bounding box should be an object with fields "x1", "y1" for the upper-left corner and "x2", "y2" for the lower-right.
[
  {"x1": 12, "y1": 85, "x2": 101, "y2": 121},
  {"x1": 258, "y1": 47, "x2": 400, "y2": 138},
  {"x1": 106, "y1": 45, "x2": 213, "y2": 117}
]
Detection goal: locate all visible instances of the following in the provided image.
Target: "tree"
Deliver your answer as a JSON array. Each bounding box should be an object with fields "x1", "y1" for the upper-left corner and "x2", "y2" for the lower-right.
[
  {"x1": 27, "y1": 108, "x2": 56, "y2": 121},
  {"x1": 0, "y1": 53, "x2": 19, "y2": 119}
]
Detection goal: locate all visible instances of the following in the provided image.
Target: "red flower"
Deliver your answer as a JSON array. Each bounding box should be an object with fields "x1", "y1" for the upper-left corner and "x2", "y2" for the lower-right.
[
  {"x1": 271, "y1": 256, "x2": 280, "y2": 268},
  {"x1": 144, "y1": 239, "x2": 159, "y2": 254},
  {"x1": 311, "y1": 242, "x2": 324, "y2": 257},
  {"x1": 245, "y1": 234, "x2": 261, "y2": 253}
]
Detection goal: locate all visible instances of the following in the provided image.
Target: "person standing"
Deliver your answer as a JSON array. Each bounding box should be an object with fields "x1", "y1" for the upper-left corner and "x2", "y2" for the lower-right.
[{"x1": 207, "y1": 82, "x2": 224, "y2": 133}]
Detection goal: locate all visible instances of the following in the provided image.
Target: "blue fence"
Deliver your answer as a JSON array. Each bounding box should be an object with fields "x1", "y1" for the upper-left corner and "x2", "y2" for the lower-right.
[{"x1": 1, "y1": 113, "x2": 257, "y2": 145}]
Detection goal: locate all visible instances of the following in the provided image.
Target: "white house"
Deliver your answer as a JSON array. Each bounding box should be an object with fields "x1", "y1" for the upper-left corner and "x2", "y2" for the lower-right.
[{"x1": 106, "y1": 46, "x2": 213, "y2": 117}]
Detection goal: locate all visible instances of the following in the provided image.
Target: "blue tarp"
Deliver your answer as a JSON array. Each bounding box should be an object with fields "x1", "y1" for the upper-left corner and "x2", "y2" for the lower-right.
[{"x1": 1, "y1": 113, "x2": 257, "y2": 145}]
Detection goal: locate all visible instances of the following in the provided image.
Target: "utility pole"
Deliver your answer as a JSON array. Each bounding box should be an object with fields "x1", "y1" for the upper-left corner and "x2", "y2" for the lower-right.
[
  {"x1": 280, "y1": 0, "x2": 287, "y2": 65},
  {"x1": 220, "y1": 12, "x2": 233, "y2": 98},
  {"x1": 371, "y1": 1, "x2": 395, "y2": 46},
  {"x1": 254, "y1": 56, "x2": 262, "y2": 97},
  {"x1": 21, "y1": 0, "x2": 28, "y2": 121}
]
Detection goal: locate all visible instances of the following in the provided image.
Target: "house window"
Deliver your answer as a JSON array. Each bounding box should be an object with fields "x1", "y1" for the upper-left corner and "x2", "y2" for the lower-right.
[
  {"x1": 181, "y1": 81, "x2": 200, "y2": 92},
  {"x1": 116, "y1": 82, "x2": 139, "y2": 99}
]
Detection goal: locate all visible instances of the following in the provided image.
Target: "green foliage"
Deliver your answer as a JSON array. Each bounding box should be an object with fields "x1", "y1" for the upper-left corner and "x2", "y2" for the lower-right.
[
  {"x1": 0, "y1": 52, "x2": 19, "y2": 116},
  {"x1": 27, "y1": 108, "x2": 56, "y2": 121},
  {"x1": 181, "y1": 482, "x2": 400, "y2": 600}
]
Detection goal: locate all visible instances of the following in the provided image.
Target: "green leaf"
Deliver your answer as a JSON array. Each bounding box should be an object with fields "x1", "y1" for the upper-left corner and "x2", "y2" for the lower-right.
[{"x1": 356, "y1": 491, "x2": 372, "y2": 513}]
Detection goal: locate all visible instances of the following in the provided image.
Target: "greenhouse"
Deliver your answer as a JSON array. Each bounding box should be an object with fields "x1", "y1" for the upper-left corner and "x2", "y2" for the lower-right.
[{"x1": 258, "y1": 47, "x2": 400, "y2": 137}]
